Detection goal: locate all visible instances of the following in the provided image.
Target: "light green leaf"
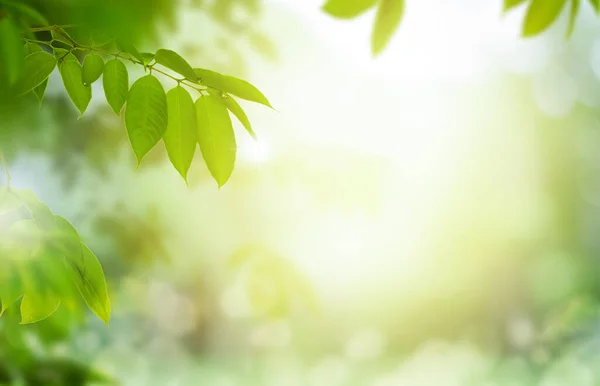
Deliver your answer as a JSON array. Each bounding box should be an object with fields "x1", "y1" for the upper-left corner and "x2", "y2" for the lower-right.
[
  {"x1": 590, "y1": 0, "x2": 600, "y2": 13},
  {"x1": 82, "y1": 54, "x2": 104, "y2": 85},
  {"x1": 322, "y1": 0, "x2": 378, "y2": 18},
  {"x1": 372, "y1": 0, "x2": 405, "y2": 56},
  {"x1": 125, "y1": 75, "x2": 168, "y2": 165},
  {"x1": 522, "y1": 0, "x2": 568, "y2": 37},
  {"x1": 16, "y1": 189, "x2": 55, "y2": 230},
  {"x1": 196, "y1": 95, "x2": 236, "y2": 187},
  {"x1": 65, "y1": 242, "x2": 111, "y2": 325},
  {"x1": 103, "y1": 58, "x2": 129, "y2": 115},
  {"x1": 155, "y1": 49, "x2": 198, "y2": 81},
  {"x1": 504, "y1": 0, "x2": 528, "y2": 11},
  {"x1": 0, "y1": 17, "x2": 24, "y2": 84},
  {"x1": 33, "y1": 79, "x2": 49, "y2": 104},
  {"x1": 51, "y1": 29, "x2": 73, "y2": 47},
  {"x1": 14, "y1": 52, "x2": 56, "y2": 96},
  {"x1": 53, "y1": 48, "x2": 78, "y2": 63},
  {"x1": 24, "y1": 42, "x2": 42, "y2": 55},
  {"x1": 0, "y1": 187, "x2": 22, "y2": 215},
  {"x1": 164, "y1": 86, "x2": 197, "y2": 182},
  {"x1": 193, "y1": 68, "x2": 273, "y2": 108},
  {"x1": 0, "y1": 272, "x2": 22, "y2": 316},
  {"x1": 20, "y1": 292, "x2": 61, "y2": 324},
  {"x1": 567, "y1": 0, "x2": 580, "y2": 37},
  {"x1": 218, "y1": 93, "x2": 256, "y2": 140},
  {"x1": 60, "y1": 60, "x2": 92, "y2": 117},
  {"x1": 2, "y1": 1, "x2": 48, "y2": 26}
]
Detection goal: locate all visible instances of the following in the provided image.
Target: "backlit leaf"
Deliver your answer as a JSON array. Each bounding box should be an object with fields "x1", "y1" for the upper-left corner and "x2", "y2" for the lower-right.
[
  {"x1": 522, "y1": 0, "x2": 568, "y2": 37},
  {"x1": 51, "y1": 29, "x2": 73, "y2": 47},
  {"x1": 20, "y1": 292, "x2": 61, "y2": 324},
  {"x1": 590, "y1": 0, "x2": 600, "y2": 13},
  {"x1": 53, "y1": 48, "x2": 78, "y2": 63},
  {"x1": 164, "y1": 86, "x2": 197, "y2": 182},
  {"x1": 141, "y1": 52, "x2": 155, "y2": 66},
  {"x1": 567, "y1": 0, "x2": 580, "y2": 37},
  {"x1": 23, "y1": 42, "x2": 42, "y2": 55},
  {"x1": 220, "y1": 93, "x2": 256, "y2": 140},
  {"x1": 155, "y1": 49, "x2": 198, "y2": 81},
  {"x1": 0, "y1": 17, "x2": 24, "y2": 84},
  {"x1": 60, "y1": 60, "x2": 92, "y2": 116},
  {"x1": 194, "y1": 68, "x2": 272, "y2": 108},
  {"x1": 504, "y1": 0, "x2": 528, "y2": 11},
  {"x1": 372, "y1": 0, "x2": 405, "y2": 56},
  {"x1": 125, "y1": 75, "x2": 168, "y2": 164},
  {"x1": 322, "y1": 0, "x2": 378, "y2": 18},
  {"x1": 82, "y1": 54, "x2": 104, "y2": 85},
  {"x1": 23, "y1": 43, "x2": 49, "y2": 102},
  {"x1": 103, "y1": 58, "x2": 129, "y2": 115},
  {"x1": 14, "y1": 52, "x2": 56, "y2": 96},
  {"x1": 196, "y1": 95, "x2": 236, "y2": 187}
]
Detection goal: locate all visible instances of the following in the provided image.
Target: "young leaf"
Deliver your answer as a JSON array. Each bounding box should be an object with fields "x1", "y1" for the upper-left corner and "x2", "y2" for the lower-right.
[
  {"x1": 196, "y1": 95, "x2": 236, "y2": 187},
  {"x1": 0, "y1": 17, "x2": 24, "y2": 84},
  {"x1": 322, "y1": 0, "x2": 378, "y2": 18},
  {"x1": 82, "y1": 54, "x2": 105, "y2": 85},
  {"x1": 372, "y1": 0, "x2": 405, "y2": 56},
  {"x1": 20, "y1": 292, "x2": 61, "y2": 324},
  {"x1": 194, "y1": 68, "x2": 272, "y2": 108},
  {"x1": 164, "y1": 86, "x2": 197, "y2": 182},
  {"x1": 219, "y1": 93, "x2": 257, "y2": 140},
  {"x1": 155, "y1": 49, "x2": 198, "y2": 81},
  {"x1": 51, "y1": 29, "x2": 74, "y2": 47},
  {"x1": 567, "y1": 0, "x2": 580, "y2": 37},
  {"x1": 522, "y1": 0, "x2": 568, "y2": 37},
  {"x1": 65, "y1": 243, "x2": 111, "y2": 325},
  {"x1": 590, "y1": 0, "x2": 600, "y2": 13},
  {"x1": 103, "y1": 58, "x2": 129, "y2": 115},
  {"x1": 504, "y1": 0, "x2": 528, "y2": 11},
  {"x1": 14, "y1": 52, "x2": 56, "y2": 96},
  {"x1": 125, "y1": 75, "x2": 168, "y2": 164},
  {"x1": 60, "y1": 60, "x2": 92, "y2": 117}
]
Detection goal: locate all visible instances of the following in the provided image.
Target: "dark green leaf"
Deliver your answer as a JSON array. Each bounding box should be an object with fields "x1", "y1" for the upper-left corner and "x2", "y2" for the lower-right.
[
  {"x1": 504, "y1": 0, "x2": 528, "y2": 11},
  {"x1": 155, "y1": 49, "x2": 198, "y2": 81},
  {"x1": 2, "y1": 1, "x2": 48, "y2": 26},
  {"x1": 82, "y1": 54, "x2": 104, "y2": 85},
  {"x1": 372, "y1": 0, "x2": 405, "y2": 56},
  {"x1": 322, "y1": 0, "x2": 378, "y2": 18},
  {"x1": 125, "y1": 75, "x2": 168, "y2": 165},
  {"x1": 196, "y1": 95, "x2": 236, "y2": 187},
  {"x1": 103, "y1": 58, "x2": 129, "y2": 115},
  {"x1": 0, "y1": 17, "x2": 24, "y2": 84},
  {"x1": 164, "y1": 86, "x2": 197, "y2": 182},
  {"x1": 567, "y1": 0, "x2": 580, "y2": 37},
  {"x1": 51, "y1": 29, "x2": 73, "y2": 47},
  {"x1": 60, "y1": 60, "x2": 92, "y2": 117},
  {"x1": 14, "y1": 51, "x2": 56, "y2": 96},
  {"x1": 522, "y1": 0, "x2": 568, "y2": 37},
  {"x1": 194, "y1": 68, "x2": 272, "y2": 108}
]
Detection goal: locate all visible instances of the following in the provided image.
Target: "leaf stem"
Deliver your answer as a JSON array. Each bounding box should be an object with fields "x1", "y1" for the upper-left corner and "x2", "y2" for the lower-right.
[
  {"x1": 0, "y1": 153, "x2": 12, "y2": 189},
  {"x1": 29, "y1": 24, "x2": 77, "y2": 33}
]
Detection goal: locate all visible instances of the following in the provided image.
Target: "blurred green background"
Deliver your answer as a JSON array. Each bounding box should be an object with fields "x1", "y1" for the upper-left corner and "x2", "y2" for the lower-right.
[{"x1": 4, "y1": 0, "x2": 600, "y2": 384}]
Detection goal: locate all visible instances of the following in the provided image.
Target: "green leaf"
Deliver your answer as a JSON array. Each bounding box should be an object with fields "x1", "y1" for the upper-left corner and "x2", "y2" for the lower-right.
[
  {"x1": 33, "y1": 79, "x2": 49, "y2": 104},
  {"x1": 522, "y1": 0, "x2": 568, "y2": 37},
  {"x1": 65, "y1": 242, "x2": 111, "y2": 325},
  {"x1": 218, "y1": 93, "x2": 256, "y2": 140},
  {"x1": 103, "y1": 58, "x2": 129, "y2": 115},
  {"x1": 504, "y1": 0, "x2": 528, "y2": 11},
  {"x1": 196, "y1": 95, "x2": 236, "y2": 187},
  {"x1": 82, "y1": 54, "x2": 104, "y2": 85},
  {"x1": 14, "y1": 52, "x2": 56, "y2": 96},
  {"x1": 125, "y1": 75, "x2": 168, "y2": 165},
  {"x1": 53, "y1": 48, "x2": 78, "y2": 63},
  {"x1": 16, "y1": 189, "x2": 55, "y2": 230},
  {"x1": 371, "y1": 0, "x2": 405, "y2": 56},
  {"x1": 590, "y1": 0, "x2": 600, "y2": 13},
  {"x1": 2, "y1": 1, "x2": 48, "y2": 26},
  {"x1": 322, "y1": 0, "x2": 378, "y2": 18},
  {"x1": 60, "y1": 60, "x2": 92, "y2": 117},
  {"x1": 51, "y1": 29, "x2": 73, "y2": 47},
  {"x1": 155, "y1": 49, "x2": 198, "y2": 81},
  {"x1": 164, "y1": 86, "x2": 197, "y2": 182},
  {"x1": 141, "y1": 52, "x2": 155, "y2": 66},
  {"x1": 567, "y1": 0, "x2": 580, "y2": 37},
  {"x1": 20, "y1": 292, "x2": 61, "y2": 324},
  {"x1": 194, "y1": 68, "x2": 272, "y2": 108},
  {"x1": 116, "y1": 39, "x2": 145, "y2": 65},
  {"x1": 0, "y1": 17, "x2": 24, "y2": 84},
  {"x1": 24, "y1": 42, "x2": 42, "y2": 55}
]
